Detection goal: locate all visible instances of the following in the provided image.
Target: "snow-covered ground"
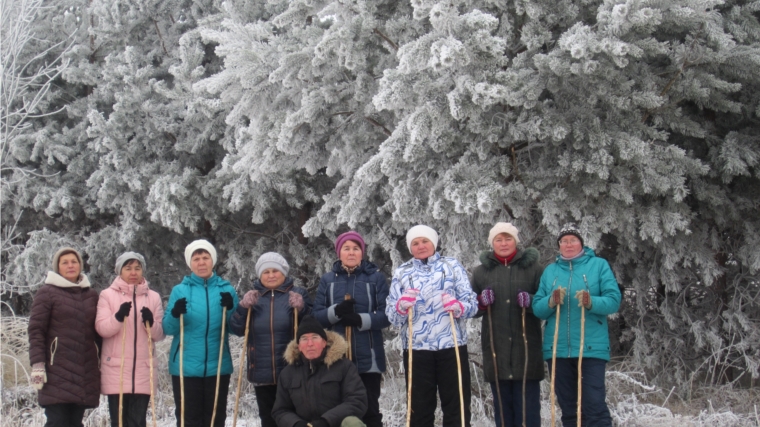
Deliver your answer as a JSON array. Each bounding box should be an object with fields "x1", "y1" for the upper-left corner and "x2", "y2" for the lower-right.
[{"x1": 2, "y1": 317, "x2": 758, "y2": 426}]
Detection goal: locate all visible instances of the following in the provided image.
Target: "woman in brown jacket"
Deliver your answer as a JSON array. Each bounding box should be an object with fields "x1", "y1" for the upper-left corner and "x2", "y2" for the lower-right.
[{"x1": 28, "y1": 247, "x2": 101, "y2": 427}]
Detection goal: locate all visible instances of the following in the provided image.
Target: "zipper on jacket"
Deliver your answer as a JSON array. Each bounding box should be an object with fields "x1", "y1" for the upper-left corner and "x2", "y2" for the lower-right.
[
  {"x1": 50, "y1": 337, "x2": 58, "y2": 365},
  {"x1": 132, "y1": 286, "x2": 138, "y2": 393},
  {"x1": 270, "y1": 291, "x2": 276, "y2": 384},
  {"x1": 204, "y1": 280, "x2": 210, "y2": 377},
  {"x1": 350, "y1": 275, "x2": 356, "y2": 354},
  {"x1": 567, "y1": 262, "x2": 573, "y2": 357}
]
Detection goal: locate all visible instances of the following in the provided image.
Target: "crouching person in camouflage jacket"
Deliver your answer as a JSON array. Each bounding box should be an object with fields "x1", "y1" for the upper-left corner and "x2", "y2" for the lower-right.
[{"x1": 272, "y1": 315, "x2": 368, "y2": 427}]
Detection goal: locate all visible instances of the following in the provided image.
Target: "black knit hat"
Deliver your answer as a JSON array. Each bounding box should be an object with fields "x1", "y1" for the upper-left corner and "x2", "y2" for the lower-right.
[
  {"x1": 296, "y1": 315, "x2": 327, "y2": 342},
  {"x1": 557, "y1": 223, "x2": 584, "y2": 247}
]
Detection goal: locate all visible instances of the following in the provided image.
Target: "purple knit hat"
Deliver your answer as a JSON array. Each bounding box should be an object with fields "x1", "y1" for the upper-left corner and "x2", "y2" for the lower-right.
[{"x1": 334, "y1": 231, "x2": 366, "y2": 257}]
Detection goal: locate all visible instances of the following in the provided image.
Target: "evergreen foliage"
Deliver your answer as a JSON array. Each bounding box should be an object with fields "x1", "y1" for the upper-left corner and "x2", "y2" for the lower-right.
[{"x1": 2, "y1": 0, "x2": 759, "y2": 393}]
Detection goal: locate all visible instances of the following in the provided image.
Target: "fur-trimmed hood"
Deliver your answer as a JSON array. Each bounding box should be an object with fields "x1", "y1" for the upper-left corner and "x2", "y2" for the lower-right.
[
  {"x1": 479, "y1": 247, "x2": 540, "y2": 270},
  {"x1": 45, "y1": 271, "x2": 91, "y2": 288},
  {"x1": 283, "y1": 330, "x2": 347, "y2": 367}
]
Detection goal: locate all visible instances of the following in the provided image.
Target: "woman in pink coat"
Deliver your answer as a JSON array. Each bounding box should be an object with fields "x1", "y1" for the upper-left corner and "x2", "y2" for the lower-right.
[{"x1": 96, "y1": 252, "x2": 165, "y2": 427}]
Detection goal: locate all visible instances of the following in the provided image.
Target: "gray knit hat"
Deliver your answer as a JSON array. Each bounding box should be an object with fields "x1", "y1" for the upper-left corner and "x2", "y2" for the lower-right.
[
  {"x1": 255, "y1": 252, "x2": 289, "y2": 278},
  {"x1": 114, "y1": 252, "x2": 146, "y2": 275},
  {"x1": 52, "y1": 247, "x2": 83, "y2": 274}
]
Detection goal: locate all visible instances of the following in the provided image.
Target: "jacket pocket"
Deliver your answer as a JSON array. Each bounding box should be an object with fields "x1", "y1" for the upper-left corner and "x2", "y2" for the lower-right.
[
  {"x1": 49, "y1": 337, "x2": 58, "y2": 366},
  {"x1": 318, "y1": 377, "x2": 342, "y2": 401}
]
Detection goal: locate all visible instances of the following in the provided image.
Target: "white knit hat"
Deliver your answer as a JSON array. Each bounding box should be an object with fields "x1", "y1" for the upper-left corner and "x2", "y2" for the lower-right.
[
  {"x1": 406, "y1": 225, "x2": 439, "y2": 252},
  {"x1": 184, "y1": 240, "x2": 217, "y2": 268},
  {"x1": 488, "y1": 222, "x2": 520, "y2": 246}
]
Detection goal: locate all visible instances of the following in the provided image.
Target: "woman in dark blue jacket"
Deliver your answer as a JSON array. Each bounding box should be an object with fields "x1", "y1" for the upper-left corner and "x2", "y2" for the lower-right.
[
  {"x1": 228, "y1": 252, "x2": 311, "y2": 427},
  {"x1": 313, "y1": 231, "x2": 390, "y2": 427}
]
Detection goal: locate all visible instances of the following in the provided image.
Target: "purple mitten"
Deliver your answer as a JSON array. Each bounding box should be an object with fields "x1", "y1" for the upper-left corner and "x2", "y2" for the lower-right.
[
  {"x1": 517, "y1": 291, "x2": 531, "y2": 308},
  {"x1": 477, "y1": 287, "x2": 495, "y2": 310}
]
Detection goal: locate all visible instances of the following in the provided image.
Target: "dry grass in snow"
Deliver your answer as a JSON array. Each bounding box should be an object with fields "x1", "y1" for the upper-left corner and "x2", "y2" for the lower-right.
[{"x1": 2, "y1": 315, "x2": 759, "y2": 426}]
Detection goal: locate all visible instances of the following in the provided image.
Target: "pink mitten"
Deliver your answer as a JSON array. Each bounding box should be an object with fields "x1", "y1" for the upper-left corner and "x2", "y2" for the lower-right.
[
  {"x1": 396, "y1": 288, "x2": 419, "y2": 315},
  {"x1": 239, "y1": 290, "x2": 260, "y2": 309},
  {"x1": 289, "y1": 291, "x2": 305, "y2": 310},
  {"x1": 442, "y1": 292, "x2": 464, "y2": 318}
]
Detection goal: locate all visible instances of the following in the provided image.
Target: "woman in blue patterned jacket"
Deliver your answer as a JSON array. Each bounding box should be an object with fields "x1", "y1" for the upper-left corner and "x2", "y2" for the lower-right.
[
  {"x1": 313, "y1": 231, "x2": 390, "y2": 427},
  {"x1": 386, "y1": 225, "x2": 478, "y2": 427}
]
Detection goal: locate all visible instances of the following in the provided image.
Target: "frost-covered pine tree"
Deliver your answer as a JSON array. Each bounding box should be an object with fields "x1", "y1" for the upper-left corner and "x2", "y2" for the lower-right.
[
  {"x1": 2, "y1": 0, "x2": 233, "y2": 298},
  {"x1": 194, "y1": 0, "x2": 423, "y2": 276},
  {"x1": 339, "y1": 0, "x2": 760, "y2": 389},
  {"x1": 3, "y1": 0, "x2": 758, "y2": 394},
  {"x1": 205, "y1": 0, "x2": 760, "y2": 390}
]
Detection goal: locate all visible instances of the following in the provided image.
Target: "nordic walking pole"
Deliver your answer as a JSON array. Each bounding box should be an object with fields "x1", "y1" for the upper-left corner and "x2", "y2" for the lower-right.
[
  {"x1": 210, "y1": 307, "x2": 227, "y2": 427},
  {"x1": 521, "y1": 306, "x2": 529, "y2": 427},
  {"x1": 449, "y1": 312, "x2": 466, "y2": 427},
  {"x1": 294, "y1": 306, "x2": 299, "y2": 340},
  {"x1": 145, "y1": 321, "x2": 157, "y2": 427},
  {"x1": 487, "y1": 305, "x2": 505, "y2": 427},
  {"x1": 179, "y1": 314, "x2": 185, "y2": 427},
  {"x1": 550, "y1": 291, "x2": 561, "y2": 427},
  {"x1": 119, "y1": 320, "x2": 127, "y2": 427},
  {"x1": 577, "y1": 283, "x2": 589, "y2": 427},
  {"x1": 344, "y1": 294, "x2": 352, "y2": 361},
  {"x1": 406, "y1": 307, "x2": 414, "y2": 427},
  {"x1": 232, "y1": 307, "x2": 252, "y2": 427}
]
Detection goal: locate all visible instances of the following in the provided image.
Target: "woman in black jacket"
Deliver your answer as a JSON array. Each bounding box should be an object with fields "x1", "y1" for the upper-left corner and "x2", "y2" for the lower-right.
[
  {"x1": 471, "y1": 223, "x2": 544, "y2": 427},
  {"x1": 229, "y1": 252, "x2": 311, "y2": 427}
]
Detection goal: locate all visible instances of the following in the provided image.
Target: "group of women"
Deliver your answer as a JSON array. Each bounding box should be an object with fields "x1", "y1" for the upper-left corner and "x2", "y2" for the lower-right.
[{"x1": 28, "y1": 222, "x2": 621, "y2": 427}]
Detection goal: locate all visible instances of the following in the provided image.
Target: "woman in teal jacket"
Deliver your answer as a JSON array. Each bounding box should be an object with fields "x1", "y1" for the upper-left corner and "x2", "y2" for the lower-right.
[
  {"x1": 532, "y1": 224, "x2": 621, "y2": 427},
  {"x1": 162, "y1": 240, "x2": 239, "y2": 427}
]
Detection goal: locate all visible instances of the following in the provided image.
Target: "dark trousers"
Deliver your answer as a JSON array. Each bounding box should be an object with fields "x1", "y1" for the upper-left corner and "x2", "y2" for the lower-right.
[
  {"x1": 107, "y1": 394, "x2": 150, "y2": 427},
  {"x1": 403, "y1": 346, "x2": 471, "y2": 427},
  {"x1": 254, "y1": 385, "x2": 278, "y2": 427},
  {"x1": 360, "y1": 373, "x2": 383, "y2": 427},
  {"x1": 547, "y1": 358, "x2": 611, "y2": 427},
  {"x1": 490, "y1": 380, "x2": 541, "y2": 427},
  {"x1": 43, "y1": 403, "x2": 87, "y2": 427},
  {"x1": 171, "y1": 375, "x2": 231, "y2": 427}
]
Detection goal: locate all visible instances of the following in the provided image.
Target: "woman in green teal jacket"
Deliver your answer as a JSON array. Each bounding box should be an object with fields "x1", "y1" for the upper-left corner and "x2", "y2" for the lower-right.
[
  {"x1": 532, "y1": 224, "x2": 621, "y2": 427},
  {"x1": 162, "y1": 240, "x2": 238, "y2": 427}
]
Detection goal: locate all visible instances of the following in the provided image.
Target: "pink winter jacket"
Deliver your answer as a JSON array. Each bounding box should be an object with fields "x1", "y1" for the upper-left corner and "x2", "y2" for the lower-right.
[{"x1": 96, "y1": 277, "x2": 165, "y2": 395}]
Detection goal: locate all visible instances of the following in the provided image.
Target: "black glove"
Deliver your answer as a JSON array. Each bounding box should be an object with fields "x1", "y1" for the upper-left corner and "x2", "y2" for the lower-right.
[
  {"x1": 171, "y1": 298, "x2": 187, "y2": 318},
  {"x1": 220, "y1": 292, "x2": 234, "y2": 310},
  {"x1": 334, "y1": 299, "x2": 356, "y2": 318},
  {"x1": 341, "y1": 313, "x2": 362, "y2": 328},
  {"x1": 141, "y1": 307, "x2": 154, "y2": 327},
  {"x1": 309, "y1": 418, "x2": 329, "y2": 427},
  {"x1": 115, "y1": 302, "x2": 132, "y2": 322}
]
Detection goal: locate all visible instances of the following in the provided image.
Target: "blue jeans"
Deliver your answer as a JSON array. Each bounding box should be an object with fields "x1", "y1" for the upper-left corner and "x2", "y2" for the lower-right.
[
  {"x1": 546, "y1": 358, "x2": 611, "y2": 427},
  {"x1": 490, "y1": 379, "x2": 541, "y2": 427}
]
